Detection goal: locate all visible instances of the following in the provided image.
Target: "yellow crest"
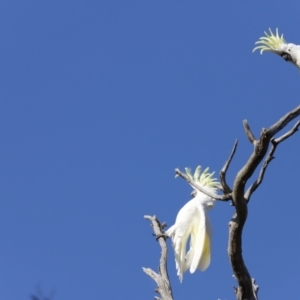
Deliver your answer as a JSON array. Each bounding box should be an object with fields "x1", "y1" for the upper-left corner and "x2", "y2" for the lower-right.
[
  {"x1": 182, "y1": 166, "x2": 219, "y2": 191},
  {"x1": 253, "y1": 28, "x2": 286, "y2": 54}
]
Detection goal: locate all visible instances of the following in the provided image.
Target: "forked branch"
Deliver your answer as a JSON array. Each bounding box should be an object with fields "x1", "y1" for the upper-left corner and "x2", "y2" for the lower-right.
[
  {"x1": 229, "y1": 106, "x2": 300, "y2": 300},
  {"x1": 220, "y1": 139, "x2": 238, "y2": 194},
  {"x1": 245, "y1": 119, "x2": 300, "y2": 201},
  {"x1": 143, "y1": 215, "x2": 173, "y2": 300}
]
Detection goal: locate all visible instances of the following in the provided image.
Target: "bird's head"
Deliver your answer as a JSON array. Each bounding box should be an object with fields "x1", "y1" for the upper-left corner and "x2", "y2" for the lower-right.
[
  {"x1": 253, "y1": 28, "x2": 287, "y2": 55},
  {"x1": 281, "y1": 43, "x2": 300, "y2": 68},
  {"x1": 253, "y1": 28, "x2": 300, "y2": 68},
  {"x1": 182, "y1": 166, "x2": 220, "y2": 207}
]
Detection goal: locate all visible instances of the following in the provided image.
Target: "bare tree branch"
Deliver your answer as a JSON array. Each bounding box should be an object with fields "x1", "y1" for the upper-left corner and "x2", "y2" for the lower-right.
[
  {"x1": 220, "y1": 139, "x2": 238, "y2": 194},
  {"x1": 245, "y1": 119, "x2": 300, "y2": 201},
  {"x1": 273, "y1": 119, "x2": 300, "y2": 143},
  {"x1": 229, "y1": 106, "x2": 300, "y2": 300},
  {"x1": 143, "y1": 215, "x2": 173, "y2": 300},
  {"x1": 243, "y1": 120, "x2": 257, "y2": 145},
  {"x1": 244, "y1": 144, "x2": 275, "y2": 202},
  {"x1": 267, "y1": 105, "x2": 300, "y2": 137},
  {"x1": 175, "y1": 168, "x2": 232, "y2": 201},
  {"x1": 229, "y1": 123, "x2": 270, "y2": 300}
]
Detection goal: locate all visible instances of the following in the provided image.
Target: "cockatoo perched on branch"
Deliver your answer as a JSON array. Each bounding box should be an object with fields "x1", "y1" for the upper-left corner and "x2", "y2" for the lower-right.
[
  {"x1": 253, "y1": 28, "x2": 300, "y2": 69},
  {"x1": 166, "y1": 166, "x2": 220, "y2": 282}
]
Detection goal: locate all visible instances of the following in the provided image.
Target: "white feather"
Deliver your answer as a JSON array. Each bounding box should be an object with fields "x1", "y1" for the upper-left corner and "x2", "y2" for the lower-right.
[
  {"x1": 166, "y1": 190, "x2": 214, "y2": 282},
  {"x1": 166, "y1": 165, "x2": 219, "y2": 282}
]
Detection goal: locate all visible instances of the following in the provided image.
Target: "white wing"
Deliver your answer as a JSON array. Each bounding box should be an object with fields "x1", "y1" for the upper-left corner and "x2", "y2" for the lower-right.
[
  {"x1": 165, "y1": 199, "x2": 196, "y2": 281},
  {"x1": 186, "y1": 202, "x2": 212, "y2": 273},
  {"x1": 166, "y1": 192, "x2": 213, "y2": 281}
]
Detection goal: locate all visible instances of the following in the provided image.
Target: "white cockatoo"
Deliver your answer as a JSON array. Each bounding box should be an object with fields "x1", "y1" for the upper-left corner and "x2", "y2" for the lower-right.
[
  {"x1": 253, "y1": 28, "x2": 300, "y2": 69},
  {"x1": 166, "y1": 166, "x2": 220, "y2": 282}
]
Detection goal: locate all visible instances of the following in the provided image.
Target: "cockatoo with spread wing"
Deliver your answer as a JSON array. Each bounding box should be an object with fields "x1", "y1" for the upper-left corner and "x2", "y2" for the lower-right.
[
  {"x1": 166, "y1": 166, "x2": 219, "y2": 282},
  {"x1": 253, "y1": 28, "x2": 300, "y2": 69}
]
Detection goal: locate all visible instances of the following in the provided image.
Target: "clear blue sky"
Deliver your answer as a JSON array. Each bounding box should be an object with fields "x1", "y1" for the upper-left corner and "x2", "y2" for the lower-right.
[{"x1": 0, "y1": 1, "x2": 299, "y2": 299}]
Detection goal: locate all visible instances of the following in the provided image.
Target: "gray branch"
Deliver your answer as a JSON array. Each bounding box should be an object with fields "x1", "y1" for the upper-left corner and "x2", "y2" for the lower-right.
[
  {"x1": 243, "y1": 120, "x2": 257, "y2": 145},
  {"x1": 267, "y1": 105, "x2": 300, "y2": 137},
  {"x1": 229, "y1": 105, "x2": 300, "y2": 300},
  {"x1": 245, "y1": 119, "x2": 300, "y2": 201},
  {"x1": 143, "y1": 215, "x2": 173, "y2": 300},
  {"x1": 273, "y1": 119, "x2": 300, "y2": 143},
  {"x1": 220, "y1": 139, "x2": 238, "y2": 194},
  {"x1": 244, "y1": 145, "x2": 275, "y2": 202}
]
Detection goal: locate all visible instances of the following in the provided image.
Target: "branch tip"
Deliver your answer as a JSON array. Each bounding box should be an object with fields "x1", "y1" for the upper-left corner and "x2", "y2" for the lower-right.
[
  {"x1": 243, "y1": 120, "x2": 257, "y2": 144},
  {"x1": 220, "y1": 139, "x2": 238, "y2": 193},
  {"x1": 143, "y1": 215, "x2": 173, "y2": 300}
]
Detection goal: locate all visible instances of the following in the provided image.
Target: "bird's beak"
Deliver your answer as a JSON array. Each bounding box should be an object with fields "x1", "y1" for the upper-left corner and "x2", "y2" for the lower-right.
[{"x1": 281, "y1": 52, "x2": 292, "y2": 62}]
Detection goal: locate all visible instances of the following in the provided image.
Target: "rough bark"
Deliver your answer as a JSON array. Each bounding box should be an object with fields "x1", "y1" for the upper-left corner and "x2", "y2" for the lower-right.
[
  {"x1": 228, "y1": 105, "x2": 300, "y2": 300},
  {"x1": 143, "y1": 215, "x2": 173, "y2": 300}
]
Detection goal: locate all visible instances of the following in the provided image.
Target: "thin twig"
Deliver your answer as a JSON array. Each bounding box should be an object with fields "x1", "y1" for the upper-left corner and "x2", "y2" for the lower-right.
[
  {"x1": 220, "y1": 139, "x2": 238, "y2": 194},
  {"x1": 143, "y1": 215, "x2": 173, "y2": 300},
  {"x1": 244, "y1": 147, "x2": 275, "y2": 202},
  {"x1": 243, "y1": 120, "x2": 257, "y2": 145},
  {"x1": 273, "y1": 120, "x2": 300, "y2": 143},
  {"x1": 267, "y1": 105, "x2": 300, "y2": 137},
  {"x1": 175, "y1": 169, "x2": 231, "y2": 201}
]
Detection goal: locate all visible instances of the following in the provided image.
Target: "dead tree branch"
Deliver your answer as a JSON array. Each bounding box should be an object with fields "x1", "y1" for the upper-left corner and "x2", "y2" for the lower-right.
[
  {"x1": 229, "y1": 105, "x2": 300, "y2": 300},
  {"x1": 244, "y1": 120, "x2": 300, "y2": 201},
  {"x1": 267, "y1": 105, "x2": 300, "y2": 137},
  {"x1": 244, "y1": 144, "x2": 275, "y2": 202},
  {"x1": 273, "y1": 119, "x2": 300, "y2": 143},
  {"x1": 220, "y1": 139, "x2": 238, "y2": 194},
  {"x1": 243, "y1": 120, "x2": 257, "y2": 145},
  {"x1": 143, "y1": 215, "x2": 173, "y2": 300}
]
